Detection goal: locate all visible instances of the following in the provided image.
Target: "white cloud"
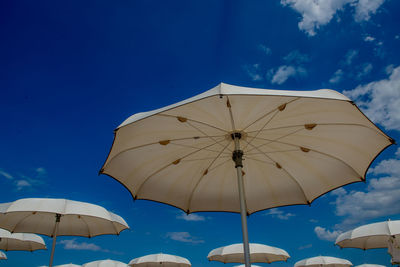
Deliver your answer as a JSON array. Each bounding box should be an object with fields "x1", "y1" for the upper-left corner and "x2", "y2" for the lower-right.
[
  {"x1": 329, "y1": 69, "x2": 344, "y2": 83},
  {"x1": 258, "y1": 44, "x2": 272, "y2": 55},
  {"x1": 165, "y1": 232, "x2": 204, "y2": 244},
  {"x1": 264, "y1": 208, "x2": 295, "y2": 220},
  {"x1": 270, "y1": 65, "x2": 307, "y2": 84},
  {"x1": 364, "y1": 35, "x2": 375, "y2": 42},
  {"x1": 353, "y1": 0, "x2": 385, "y2": 22},
  {"x1": 36, "y1": 167, "x2": 47, "y2": 178},
  {"x1": 343, "y1": 65, "x2": 400, "y2": 131},
  {"x1": 59, "y1": 239, "x2": 104, "y2": 251},
  {"x1": 298, "y1": 243, "x2": 313, "y2": 250},
  {"x1": 357, "y1": 63, "x2": 373, "y2": 79},
  {"x1": 16, "y1": 180, "x2": 32, "y2": 190},
  {"x1": 281, "y1": 0, "x2": 351, "y2": 36},
  {"x1": 284, "y1": 50, "x2": 310, "y2": 64},
  {"x1": 281, "y1": 0, "x2": 386, "y2": 36},
  {"x1": 343, "y1": 49, "x2": 358, "y2": 65},
  {"x1": 0, "y1": 169, "x2": 13, "y2": 180},
  {"x1": 176, "y1": 212, "x2": 206, "y2": 221},
  {"x1": 315, "y1": 226, "x2": 342, "y2": 241},
  {"x1": 244, "y1": 64, "x2": 263, "y2": 81}
]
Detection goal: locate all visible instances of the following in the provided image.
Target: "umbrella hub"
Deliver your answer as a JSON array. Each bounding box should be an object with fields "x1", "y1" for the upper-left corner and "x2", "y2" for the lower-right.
[{"x1": 231, "y1": 132, "x2": 244, "y2": 168}]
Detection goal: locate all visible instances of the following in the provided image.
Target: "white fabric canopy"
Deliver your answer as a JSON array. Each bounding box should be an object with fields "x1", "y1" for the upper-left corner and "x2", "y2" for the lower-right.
[
  {"x1": 295, "y1": 256, "x2": 352, "y2": 267},
  {"x1": 101, "y1": 83, "x2": 393, "y2": 214},
  {"x1": 336, "y1": 220, "x2": 400, "y2": 249},
  {"x1": 0, "y1": 251, "x2": 6, "y2": 260},
  {"x1": 207, "y1": 243, "x2": 289, "y2": 263},
  {"x1": 83, "y1": 259, "x2": 127, "y2": 267},
  {"x1": 354, "y1": 264, "x2": 386, "y2": 267},
  {"x1": 0, "y1": 198, "x2": 129, "y2": 237},
  {"x1": 129, "y1": 253, "x2": 191, "y2": 267},
  {"x1": 0, "y1": 227, "x2": 46, "y2": 251}
]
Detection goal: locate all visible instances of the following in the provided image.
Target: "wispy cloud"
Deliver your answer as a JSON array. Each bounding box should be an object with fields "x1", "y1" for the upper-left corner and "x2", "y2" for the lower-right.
[
  {"x1": 264, "y1": 208, "x2": 295, "y2": 220},
  {"x1": 165, "y1": 232, "x2": 204, "y2": 244},
  {"x1": 343, "y1": 65, "x2": 400, "y2": 131},
  {"x1": 0, "y1": 169, "x2": 13, "y2": 180},
  {"x1": 258, "y1": 44, "x2": 272, "y2": 55},
  {"x1": 314, "y1": 226, "x2": 342, "y2": 241},
  {"x1": 176, "y1": 212, "x2": 206, "y2": 221},
  {"x1": 16, "y1": 180, "x2": 32, "y2": 191},
  {"x1": 269, "y1": 65, "x2": 307, "y2": 85},
  {"x1": 281, "y1": 0, "x2": 385, "y2": 36},
  {"x1": 59, "y1": 239, "x2": 105, "y2": 252},
  {"x1": 298, "y1": 243, "x2": 313, "y2": 250},
  {"x1": 329, "y1": 69, "x2": 344, "y2": 84},
  {"x1": 243, "y1": 64, "x2": 263, "y2": 81},
  {"x1": 343, "y1": 49, "x2": 358, "y2": 66}
]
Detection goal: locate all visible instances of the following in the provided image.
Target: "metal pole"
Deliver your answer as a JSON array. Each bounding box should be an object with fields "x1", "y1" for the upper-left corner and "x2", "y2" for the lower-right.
[
  {"x1": 232, "y1": 133, "x2": 251, "y2": 267},
  {"x1": 49, "y1": 214, "x2": 61, "y2": 267}
]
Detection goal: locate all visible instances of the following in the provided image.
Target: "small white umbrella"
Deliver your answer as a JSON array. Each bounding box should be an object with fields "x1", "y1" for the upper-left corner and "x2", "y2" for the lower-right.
[
  {"x1": 129, "y1": 253, "x2": 191, "y2": 267},
  {"x1": 295, "y1": 256, "x2": 352, "y2": 267},
  {"x1": 0, "y1": 198, "x2": 129, "y2": 267},
  {"x1": 355, "y1": 264, "x2": 386, "y2": 267},
  {"x1": 207, "y1": 243, "x2": 290, "y2": 263},
  {"x1": 336, "y1": 220, "x2": 400, "y2": 249},
  {"x1": 0, "y1": 251, "x2": 6, "y2": 260},
  {"x1": 101, "y1": 83, "x2": 393, "y2": 267},
  {"x1": 83, "y1": 259, "x2": 127, "y2": 267},
  {"x1": 0, "y1": 228, "x2": 46, "y2": 251}
]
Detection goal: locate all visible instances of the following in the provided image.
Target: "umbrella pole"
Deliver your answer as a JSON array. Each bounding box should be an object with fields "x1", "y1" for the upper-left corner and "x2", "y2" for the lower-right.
[
  {"x1": 49, "y1": 214, "x2": 61, "y2": 267},
  {"x1": 232, "y1": 133, "x2": 251, "y2": 267}
]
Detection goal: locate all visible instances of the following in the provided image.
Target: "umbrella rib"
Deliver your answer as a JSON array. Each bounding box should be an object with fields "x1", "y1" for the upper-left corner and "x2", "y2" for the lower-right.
[
  {"x1": 79, "y1": 216, "x2": 92, "y2": 238},
  {"x1": 246, "y1": 135, "x2": 363, "y2": 177},
  {"x1": 243, "y1": 109, "x2": 280, "y2": 151},
  {"x1": 246, "y1": 149, "x2": 299, "y2": 155},
  {"x1": 246, "y1": 127, "x2": 304, "y2": 154},
  {"x1": 185, "y1": 120, "x2": 232, "y2": 151},
  {"x1": 10, "y1": 213, "x2": 35, "y2": 235},
  {"x1": 157, "y1": 114, "x2": 229, "y2": 133},
  {"x1": 242, "y1": 97, "x2": 300, "y2": 131},
  {"x1": 242, "y1": 139, "x2": 310, "y2": 203},
  {"x1": 102, "y1": 135, "x2": 224, "y2": 171},
  {"x1": 182, "y1": 155, "x2": 231, "y2": 162},
  {"x1": 186, "y1": 140, "x2": 233, "y2": 212},
  {"x1": 226, "y1": 96, "x2": 236, "y2": 131},
  {"x1": 167, "y1": 142, "x2": 228, "y2": 154},
  {"x1": 134, "y1": 140, "x2": 230, "y2": 197}
]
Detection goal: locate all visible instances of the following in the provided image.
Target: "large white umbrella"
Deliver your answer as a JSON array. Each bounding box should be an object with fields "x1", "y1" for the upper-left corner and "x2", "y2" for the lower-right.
[
  {"x1": 207, "y1": 243, "x2": 289, "y2": 263},
  {"x1": 294, "y1": 256, "x2": 352, "y2": 267},
  {"x1": 336, "y1": 220, "x2": 400, "y2": 249},
  {"x1": 100, "y1": 83, "x2": 393, "y2": 267},
  {"x1": 0, "y1": 198, "x2": 129, "y2": 267},
  {"x1": 83, "y1": 259, "x2": 127, "y2": 267},
  {"x1": 0, "y1": 228, "x2": 46, "y2": 251},
  {"x1": 128, "y1": 253, "x2": 191, "y2": 267},
  {"x1": 0, "y1": 251, "x2": 6, "y2": 260}
]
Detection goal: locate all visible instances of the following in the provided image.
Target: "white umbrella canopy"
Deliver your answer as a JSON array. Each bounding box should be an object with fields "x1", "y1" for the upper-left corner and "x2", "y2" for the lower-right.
[
  {"x1": 336, "y1": 220, "x2": 400, "y2": 249},
  {"x1": 354, "y1": 264, "x2": 386, "y2": 267},
  {"x1": 100, "y1": 83, "x2": 393, "y2": 267},
  {"x1": 39, "y1": 264, "x2": 82, "y2": 267},
  {"x1": 0, "y1": 251, "x2": 6, "y2": 260},
  {"x1": 0, "y1": 228, "x2": 46, "y2": 251},
  {"x1": 207, "y1": 243, "x2": 290, "y2": 263},
  {"x1": 294, "y1": 256, "x2": 352, "y2": 267},
  {"x1": 0, "y1": 198, "x2": 129, "y2": 267},
  {"x1": 83, "y1": 259, "x2": 127, "y2": 267},
  {"x1": 129, "y1": 253, "x2": 191, "y2": 267}
]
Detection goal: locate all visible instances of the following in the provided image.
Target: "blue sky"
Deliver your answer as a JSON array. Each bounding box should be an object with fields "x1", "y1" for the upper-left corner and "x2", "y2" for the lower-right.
[{"x1": 1, "y1": 0, "x2": 400, "y2": 266}]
